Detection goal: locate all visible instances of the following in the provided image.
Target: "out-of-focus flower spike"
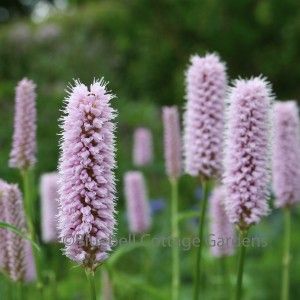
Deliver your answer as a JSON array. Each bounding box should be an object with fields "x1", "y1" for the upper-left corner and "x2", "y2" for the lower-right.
[
  {"x1": 162, "y1": 106, "x2": 182, "y2": 179},
  {"x1": 9, "y1": 78, "x2": 37, "y2": 170},
  {"x1": 124, "y1": 171, "x2": 151, "y2": 233}
]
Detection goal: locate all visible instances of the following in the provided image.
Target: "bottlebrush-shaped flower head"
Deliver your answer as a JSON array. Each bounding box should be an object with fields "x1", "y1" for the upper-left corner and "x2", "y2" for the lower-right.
[
  {"x1": 0, "y1": 181, "x2": 9, "y2": 273},
  {"x1": 272, "y1": 101, "x2": 300, "y2": 208},
  {"x1": 223, "y1": 77, "x2": 273, "y2": 229},
  {"x1": 133, "y1": 128, "x2": 153, "y2": 166},
  {"x1": 9, "y1": 78, "x2": 37, "y2": 170},
  {"x1": 1, "y1": 181, "x2": 36, "y2": 282},
  {"x1": 162, "y1": 106, "x2": 182, "y2": 179},
  {"x1": 58, "y1": 79, "x2": 117, "y2": 271},
  {"x1": 40, "y1": 172, "x2": 59, "y2": 243},
  {"x1": 183, "y1": 53, "x2": 227, "y2": 178},
  {"x1": 124, "y1": 171, "x2": 151, "y2": 233},
  {"x1": 209, "y1": 186, "x2": 235, "y2": 257}
]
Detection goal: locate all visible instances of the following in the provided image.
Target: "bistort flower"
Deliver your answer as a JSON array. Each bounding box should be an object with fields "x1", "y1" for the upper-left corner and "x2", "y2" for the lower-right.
[
  {"x1": 58, "y1": 79, "x2": 117, "y2": 271},
  {"x1": 183, "y1": 53, "x2": 227, "y2": 178},
  {"x1": 223, "y1": 77, "x2": 273, "y2": 229},
  {"x1": 272, "y1": 101, "x2": 300, "y2": 208}
]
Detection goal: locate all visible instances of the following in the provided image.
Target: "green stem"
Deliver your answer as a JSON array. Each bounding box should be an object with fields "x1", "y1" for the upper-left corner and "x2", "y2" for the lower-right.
[
  {"x1": 21, "y1": 169, "x2": 43, "y2": 296},
  {"x1": 193, "y1": 180, "x2": 209, "y2": 300},
  {"x1": 170, "y1": 178, "x2": 180, "y2": 300},
  {"x1": 235, "y1": 229, "x2": 248, "y2": 300},
  {"x1": 86, "y1": 269, "x2": 97, "y2": 300},
  {"x1": 281, "y1": 208, "x2": 291, "y2": 300},
  {"x1": 220, "y1": 256, "x2": 230, "y2": 299},
  {"x1": 16, "y1": 281, "x2": 22, "y2": 300}
]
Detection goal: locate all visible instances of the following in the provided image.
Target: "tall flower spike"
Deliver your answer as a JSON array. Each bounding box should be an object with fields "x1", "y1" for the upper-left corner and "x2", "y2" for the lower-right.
[
  {"x1": 58, "y1": 79, "x2": 117, "y2": 270},
  {"x1": 183, "y1": 53, "x2": 227, "y2": 178},
  {"x1": 209, "y1": 186, "x2": 235, "y2": 257},
  {"x1": 162, "y1": 106, "x2": 182, "y2": 179},
  {"x1": 223, "y1": 77, "x2": 273, "y2": 229},
  {"x1": 9, "y1": 78, "x2": 37, "y2": 170},
  {"x1": 124, "y1": 171, "x2": 151, "y2": 233},
  {"x1": 133, "y1": 128, "x2": 153, "y2": 166},
  {"x1": 272, "y1": 101, "x2": 300, "y2": 208},
  {"x1": 0, "y1": 181, "x2": 9, "y2": 273},
  {"x1": 1, "y1": 182, "x2": 36, "y2": 282},
  {"x1": 40, "y1": 172, "x2": 59, "y2": 243}
]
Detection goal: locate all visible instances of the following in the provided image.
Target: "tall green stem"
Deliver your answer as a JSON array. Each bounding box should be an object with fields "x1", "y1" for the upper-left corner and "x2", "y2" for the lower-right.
[
  {"x1": 86, "y1": 269, "x2": 97, "y2": 300},
  {"x1": 21, "y1": 169, "x2": 43, "y2": 295},
  {"x1": 15, "y1": 281, "x2": 22, "y2": 300},
  {"x1": 193, "y1": 180, "x2": 209, "y2": 300},
  {"x1": 281, "y1": 208, "x2": 291, "y2": 300},
  {"x1": 170, "y1": 178, "x2": 179, "y2": 300},
  {"x1": 220, "y1": 256, "x2": 230, "y2": 298},
  {"x1": 235, "y1": 229, "x2": 248, "y2": 300}
]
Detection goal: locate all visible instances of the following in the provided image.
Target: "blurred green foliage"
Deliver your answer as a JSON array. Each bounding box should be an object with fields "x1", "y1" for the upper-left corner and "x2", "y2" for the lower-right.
[{"x1": 0, "y1": 1, "x2": 300, "y2": 299}]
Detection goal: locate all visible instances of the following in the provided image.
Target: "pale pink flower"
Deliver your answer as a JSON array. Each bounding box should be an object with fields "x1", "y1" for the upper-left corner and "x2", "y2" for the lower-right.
[
  {"x1": 1, "y1": 181, "x2": 36, "y2": 282},
  {"x1": 58, "y1": 79, "x2": 117, "y2": 270},
  {"x1": 124, "y1": 171, "x2": 151, "y2": 233},
  {"x1": 183, "y1": 53, "x2": 227, "y2": 178},
  {"x1": 272, "y1": 101, "x2": 300, "y2": 207},
  {"x1": 223, "y1": 77, "x2": 273, "y2": 229},
  {"x1": 209, "y1": 186, "x2": 235, "y2": 257},
  {"x1": 40, "y1": 172, "x2": 59, "y2": 243},
  {"x1": 133, "y1": 128, "x2": 153, "y2": 166},
  {"x1": 9, "y1": 78, "x2": 37, "y2": 170},
  {"x1": 162, "y1": 106, "x2": 182, "y2": 179}
]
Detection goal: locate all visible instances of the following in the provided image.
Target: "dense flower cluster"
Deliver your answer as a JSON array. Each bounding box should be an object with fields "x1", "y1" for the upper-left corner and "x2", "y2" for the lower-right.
[
  {"x1": 9, "y1": 78, "x2": 37, "y2": 170},
  {"x1": 40, "y1": 172, "x2": 59, "y2": 243},
  {"x1": 124, "y1": 171, "x2": 151, "y2": 233},
  {"x1": 162, "y1": 106, "x2": 182, "y2": 179},
  {"x1": 224, "y1": 77, "x2": 273, "y2": 229},
  {"x1": 133, "y1": 128, "x2": 153, "y2": 166},
  {"x1": 209, "y1": 186, "x2": 235, "y2": 257},
  {"x1": 58, "y1": 79, "x2": 117, "y2": 270},
  {"x1": 272, "y1": 101, "x2": 300, "y2": 208},
  {"x1": 184, "y1": 53, "x2": 227, "y2": 178},
  {"x1": 0, "y1": 181, "x2": 36, "y2": 282}
]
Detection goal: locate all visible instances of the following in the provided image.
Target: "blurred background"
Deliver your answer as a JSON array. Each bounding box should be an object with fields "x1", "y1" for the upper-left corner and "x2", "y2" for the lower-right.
[{"x1": 0, "y1": 0, "x2": 300, "y2": 299}]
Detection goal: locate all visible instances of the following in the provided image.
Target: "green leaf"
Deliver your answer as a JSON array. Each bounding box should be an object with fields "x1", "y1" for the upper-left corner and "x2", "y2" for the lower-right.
[
  {"x1": 107, "y1": 241, "x2": 150, "y2": 267},
  {"x1": 113, "y1": 271, "x2": 167, "y2": 299},
  {"x1": 0, "y1": 221, "x2": 40, "y2": 252},
  {"x1": 177, "y1": 211, "x2": 199, "y2": 222}
]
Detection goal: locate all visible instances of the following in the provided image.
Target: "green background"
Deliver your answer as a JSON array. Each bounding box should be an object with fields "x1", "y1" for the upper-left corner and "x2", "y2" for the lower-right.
[{"x1": 0, "y1": 0, "x2": 300, "y2": 299}]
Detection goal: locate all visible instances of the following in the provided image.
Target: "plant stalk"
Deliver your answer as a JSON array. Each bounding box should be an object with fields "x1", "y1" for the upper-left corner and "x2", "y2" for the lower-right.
[
  {"x1": 281, "y1": 207, "x2": 291, "y2": 300},
  {"x1": 170, "y1": 178, "x2": 180, "y2": 300},
  {"x1": 220, "y1": 256, "x2": 231, "y2": 299},
  {"x1": 193, "y1": 179, "x2": 209, "y2": 300},
  {"x1": 86, "y1": 269, "x2": 97, "y2": 300},
  {"x1": 21, "y1": 168, "x2": 43, "y2": 296},
  {"x1": 235, "y1": 229, "x2": 248, "y2": 300}
]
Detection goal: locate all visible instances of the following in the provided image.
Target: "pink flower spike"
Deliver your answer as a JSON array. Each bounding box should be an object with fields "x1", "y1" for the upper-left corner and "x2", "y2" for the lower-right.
[
  {"x1": 272, "y1": 101, "x2": 300, "y2": 208},
  {"x1": 9, "y1": 78, "x2": 37, "y2": 170},
  {"x1": 183, "y1": 53, "x2": 227, "y2": 178},
  {"x1": 209, "y1": 186, "x2": 235, "y2": 257},
  {"x1": 58, "y1": 79, "x2": 117, "y2": 271},
  {"x1": 40, "y1": 172, "x2": 59, "y2": 243},
  {"x1": 162, "y1": 106, "x2": 182, "y2": 179},
  {"x1": 223, "y1": 77, "x2": 273, "y2": 229},
  {"x1": 124, "y1": 171, "x2": 151, "y2": 234},
  {"x1": 0, "y1": 181, "x2": 10, "y2": 273},
  {"x1": 0, "y1": 181, "x2": 36, "y2": 282},
  {"x1": 133, "y1": 128, "x2": 153, "y2": 166}
]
